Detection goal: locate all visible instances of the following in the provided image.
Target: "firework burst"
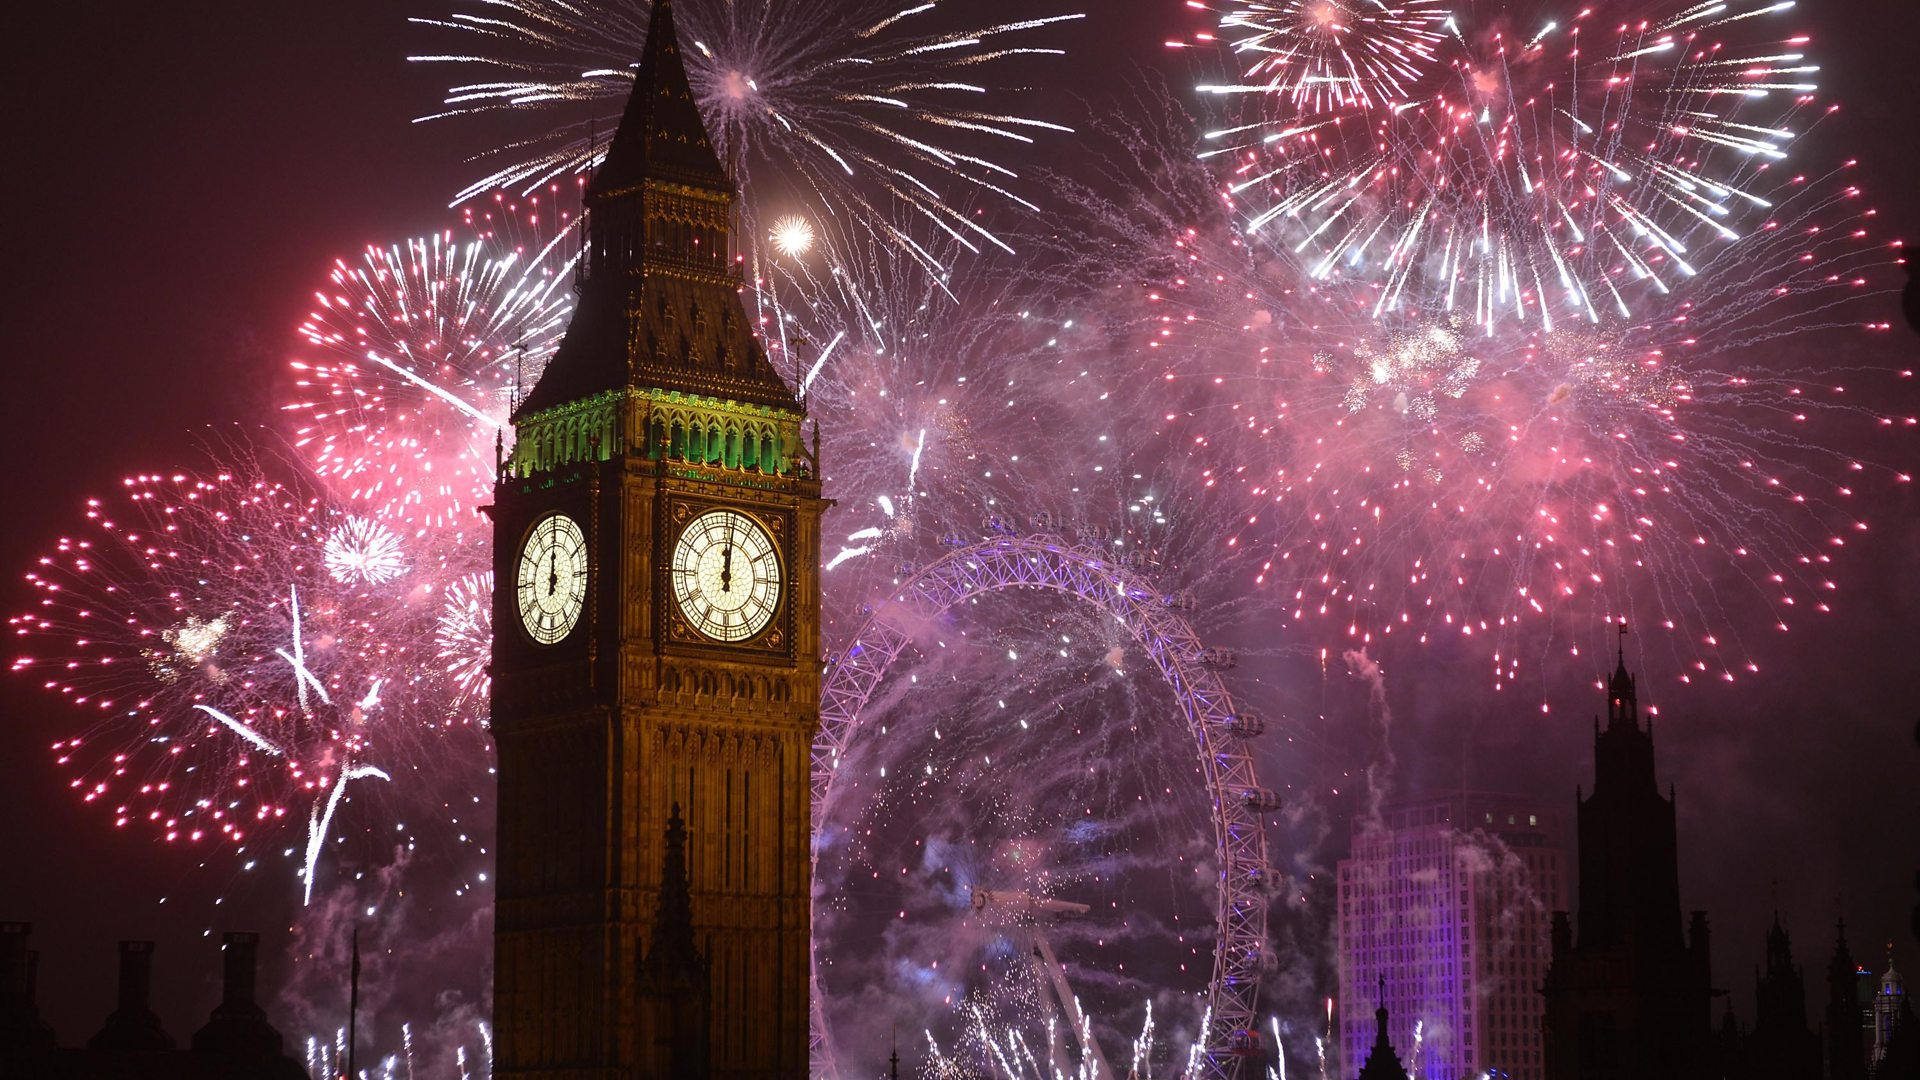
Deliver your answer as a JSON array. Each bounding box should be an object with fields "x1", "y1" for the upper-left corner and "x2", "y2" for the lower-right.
[
  {"x1": 435, "y1": 570, "x2": 493, "y2": 725},
  {"x1": 1188, "y1": 0, "x2": 1834, "y2": 335},
  {"x1": 1188, "y1": 0, "x2": 1452, "y2": 113},
  {"x1": 9, "y1": 457, "x2": 490, "y2": 900},
  {"x1": 409, "y1": 0, "x2": 1084, "y2": 270},
  {"x1": 283, "y1": 195, "x2": 577, "y2": 533},
  {"x1": 325, "y1": 516, "x2": 410, "y2": 585},
  {"x1": 1036, "y1": 90, "x2": 1909, "y2": 691}
]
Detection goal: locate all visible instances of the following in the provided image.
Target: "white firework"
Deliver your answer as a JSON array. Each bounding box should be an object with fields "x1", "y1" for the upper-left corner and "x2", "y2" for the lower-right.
[
  {"x1": 435, "y1": 571, "x2": 493, "y2": 724},
  {"x1": 324, "y1": 516, "x2": 409, "y2": 585}
]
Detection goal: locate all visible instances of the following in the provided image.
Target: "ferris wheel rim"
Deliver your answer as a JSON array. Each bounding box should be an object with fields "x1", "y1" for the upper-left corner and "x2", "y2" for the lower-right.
[{"x1": 809, "y1": 532, "x2": 1271, "y2": 1079}]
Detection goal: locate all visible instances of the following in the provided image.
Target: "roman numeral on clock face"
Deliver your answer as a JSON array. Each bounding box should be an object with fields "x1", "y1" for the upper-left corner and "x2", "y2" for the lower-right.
[
  {"x1": 670, "y1": 508, "x2": 783, "y2": 643},
  {"x1": 516, "y1": 512, "x2": 587, "y2": 645}
]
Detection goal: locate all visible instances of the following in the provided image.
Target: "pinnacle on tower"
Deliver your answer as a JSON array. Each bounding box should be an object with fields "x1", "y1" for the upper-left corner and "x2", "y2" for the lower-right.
[
  {"x1": 642, "y1": 803, "x2": 704, "y2": 982},
  {"x1": 637, "y1": 803, "x2": 710, "y2": 1077},
  {"x1": 1356, "y1": 976, "x2": 1412, "y2": 1080},
  {"x1": 1607, "y1": 620, "x2": 1638, "y2": 731}
]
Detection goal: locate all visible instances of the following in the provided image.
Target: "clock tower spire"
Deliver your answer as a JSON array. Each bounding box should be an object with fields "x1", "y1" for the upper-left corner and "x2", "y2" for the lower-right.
[{"x1": 488, "y1": 0, "x2": 825, "y2": 1073}]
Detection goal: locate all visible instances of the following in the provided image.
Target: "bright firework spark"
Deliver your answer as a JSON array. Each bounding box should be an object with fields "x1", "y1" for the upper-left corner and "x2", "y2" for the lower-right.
[
  {"x1": 770, "y1": 214, "x2": 816, "y2": 259},
  {"x1": 407, "y1": 0, "x2": 1084, "y2": 269},
  {"x1": 1036, "y1": 90, "x2": 1909, "y2": 693},
  {"x1": 1188, "y1": 0, "x2": 1833, "y2": 332},
  {"x1": 9, "y1": 458, "x2": 491, "y2": 898},
  {"x1": 1189, "y1": 0, "x2": 1451, "y2": 113},
  {"x1": 325, "y1": 516, "x2": 410, "y2": 585},
  {"x1": 283, "y1": 193, "x2": 577, "y2": 532},
  {"x1": 435, "y1": 570, "x2": 493, "y2": 725}
]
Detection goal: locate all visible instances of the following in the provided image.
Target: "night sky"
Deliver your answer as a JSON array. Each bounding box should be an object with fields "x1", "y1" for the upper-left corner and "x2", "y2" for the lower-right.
[{"x1": 5, "y1": 0, "x2": 1920, "y2": 1065}]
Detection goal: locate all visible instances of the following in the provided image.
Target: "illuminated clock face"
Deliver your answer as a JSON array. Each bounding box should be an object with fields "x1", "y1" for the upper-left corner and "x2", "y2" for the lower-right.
[
  {"x1": 515, "y1": 512, "x2": 588, "y2": 645},
  {"x1": 670, "y1": 509, "x2": 781, "y2": 643}
]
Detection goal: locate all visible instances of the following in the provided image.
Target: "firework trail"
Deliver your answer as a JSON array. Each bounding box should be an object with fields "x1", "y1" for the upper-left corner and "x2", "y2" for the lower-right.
[
  {"x1": 408, "y1": 0, "x2": 1084, "y2": 270},
  {"x1": 283, "y1": 190, "x2": 579, "y2": 534},
  {"x1": 1183, "y1": 0, "x2": 1837, "y2": 334},
  {"x1": 8, "y1": 450, "x2": 493, "y2": 902}
]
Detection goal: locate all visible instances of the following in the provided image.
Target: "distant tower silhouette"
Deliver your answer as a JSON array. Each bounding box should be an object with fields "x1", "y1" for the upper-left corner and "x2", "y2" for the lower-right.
[
  {"x1": 637, "y1": 804, "x2": 710, "y2": 1077},
  {"x1": 1744, "y1": 914, "x2": 1819, "y2": 1080},
  {"x1": 1827, "y1": 919, "x2": 1869, "y2": 1080},
  {"x1": 191, "y1": 932, "x2": 293, "y2": 1060},
  {"x1": 1874, "y1": 946, "x2": 1916, "y2": 1068},
  {"x1": 0, "y1": 926, "x2": 303, "y2": 1076},
  {"x1": 1542, "y1": 650, "x2": 1714, "y2": 1079}
]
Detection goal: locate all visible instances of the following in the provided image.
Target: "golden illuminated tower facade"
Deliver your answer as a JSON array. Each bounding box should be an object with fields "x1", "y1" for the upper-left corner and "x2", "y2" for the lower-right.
[{"x1": 487, "y1": 1, "x2": 823, "y2": 1074}]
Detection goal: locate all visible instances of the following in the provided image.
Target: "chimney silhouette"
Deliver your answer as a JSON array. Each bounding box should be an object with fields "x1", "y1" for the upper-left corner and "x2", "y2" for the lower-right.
[
  {"x1": 0, "y1": 922, "x2": 56, "y2": 1051},
  {"x1": 87, "y1": 940, "x2": 174, "y2": 1051},
  {"x1": 192, "y1": 931, "x2": 291, "y2": 1058}
]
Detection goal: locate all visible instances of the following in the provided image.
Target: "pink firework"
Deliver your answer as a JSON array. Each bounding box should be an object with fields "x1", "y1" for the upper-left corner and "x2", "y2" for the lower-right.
[
  {"x1": 1040, "y1": 96, "x2": 1910, "y2": 691},
  {"x1": 283, "y1": 189, "x2": 579, "y2": 533},
  {"x1": 1185, "y1": 0, "x2": 1451, "y2": 113},
  {"x1": 8, "y1": 460, "x2": 482, "y2": 899},
  {"x1": 1189, "y1": 0, "x2": 1835, "y2": 334}
]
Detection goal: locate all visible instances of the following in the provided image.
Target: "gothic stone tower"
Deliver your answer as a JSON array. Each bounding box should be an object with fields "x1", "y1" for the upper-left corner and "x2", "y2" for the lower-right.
[
  {"x1": 1542, "y1": 652, "x2": 1714, "y2": 1080},
  {"x1": 488, "y1": 0, "x2": 824, "y2": 1074}
]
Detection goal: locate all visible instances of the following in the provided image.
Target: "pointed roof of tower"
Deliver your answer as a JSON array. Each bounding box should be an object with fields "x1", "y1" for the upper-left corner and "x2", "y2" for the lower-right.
[
  {"x1": 512, "y1": 0, "x2": 809, "y2": 426},
  {"x1": 1355, "y1": 977, "x2": 1411, "y2": 1080},
  {"x1": 592, "y1": 0, "x2": 730, "y2": 197},
  {"x1": 1766, "y1": 912, "x2": 1794, "y2": 969},
  {"x1": 1832, "y1": 918, "x2": 1858, "y2": 977}
]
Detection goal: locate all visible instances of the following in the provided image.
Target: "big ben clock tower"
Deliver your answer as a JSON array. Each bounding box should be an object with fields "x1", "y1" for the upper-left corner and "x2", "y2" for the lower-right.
[{"x1": 488, "y1": 0, "x2": 824, "y2": 1075}]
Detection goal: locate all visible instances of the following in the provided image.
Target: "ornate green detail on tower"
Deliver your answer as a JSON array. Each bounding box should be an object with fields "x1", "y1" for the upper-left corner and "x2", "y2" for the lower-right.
[{"x1": 509, "y1": 387, "x2": 806, "y2": 478}]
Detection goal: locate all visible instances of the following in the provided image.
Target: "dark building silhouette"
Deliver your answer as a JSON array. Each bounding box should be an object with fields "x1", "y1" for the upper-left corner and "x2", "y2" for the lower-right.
[
  {"x1": 1828, "y1": 921, "x2": 1870, "y2": 1080},
  {"x1": 1542, "y1": 651, "x2": 1715, "y2": 1079},
  {"x1": 637, "y1": 804, "x2": 710, "y2": 1078},
  {"x1": 1734, "y1": 915, "x2": 1822, "y2": 1080},
  {"x1": 0, "y1": 925, "x2": 304, "y2": 1078},
  {"x1": 1716, "y1": 1002, "x2": 1744, "y2": 1077},
  {"x1": 486, "y1": 0, "x2": 827, "y2": 1073},
  {"x1": 1355, "y1": 978, "x2": 1412, "y2": 1080},
  {"x1": 88, "y1": 941, "x2": 172, "y2": 1052},
  {"x1": 0, "y1": 922, "x2": 57, "y2": 1053}
]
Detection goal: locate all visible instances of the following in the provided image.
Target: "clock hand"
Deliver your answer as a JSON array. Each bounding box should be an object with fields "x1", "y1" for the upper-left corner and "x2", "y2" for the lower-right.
[
  {"x1": 547, "y1": 550, "x2": 557, "y2": 596},
  {"x1": 722, "y1": 543, "x2": 733, "y2": 594}
]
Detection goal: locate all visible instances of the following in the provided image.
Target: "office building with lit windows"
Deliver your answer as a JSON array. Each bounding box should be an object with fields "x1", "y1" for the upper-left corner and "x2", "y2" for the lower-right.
[{"x1": 1337, "y1": 793, "x2": 1567, "y2": 1080}]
